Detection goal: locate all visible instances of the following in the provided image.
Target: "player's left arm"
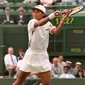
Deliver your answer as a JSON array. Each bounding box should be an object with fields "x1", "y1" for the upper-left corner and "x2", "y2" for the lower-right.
[{"x1": 51, "y1": 10, "x2": 71, "y2": 35}]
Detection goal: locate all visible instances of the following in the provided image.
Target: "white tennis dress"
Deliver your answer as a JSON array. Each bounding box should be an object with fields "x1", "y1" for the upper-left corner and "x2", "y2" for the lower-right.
[{"x1": 20, "y1": 18, "x2": 55, "y2": 73}]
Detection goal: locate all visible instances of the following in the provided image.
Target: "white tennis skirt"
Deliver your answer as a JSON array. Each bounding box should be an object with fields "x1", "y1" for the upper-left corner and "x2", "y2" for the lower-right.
[{"x1": 20, "y1": 48, "x2": 51, "y2": 73}]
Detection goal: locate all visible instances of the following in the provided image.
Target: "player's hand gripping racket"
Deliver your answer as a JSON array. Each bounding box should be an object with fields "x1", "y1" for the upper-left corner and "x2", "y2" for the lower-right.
[{"x1": 63, "y1": 6, "x2": 83, "y2": 16}]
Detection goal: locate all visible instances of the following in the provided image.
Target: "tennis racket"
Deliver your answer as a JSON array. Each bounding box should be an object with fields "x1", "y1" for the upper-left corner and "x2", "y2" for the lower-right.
[{"x1": 63, "y1": 6, "x2": 84, "y2": 16}]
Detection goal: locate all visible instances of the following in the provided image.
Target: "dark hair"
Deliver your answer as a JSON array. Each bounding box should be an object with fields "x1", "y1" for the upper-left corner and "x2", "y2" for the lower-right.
[
  {"x1": 17, "y1": 49, "x2": 24, "y2": 60},
  {"x1": 18, "y1": 49, "x2": 24, "y2": 54},
  {"x1": 76, "y1": 69, "x2": 85, "y2": 78}
]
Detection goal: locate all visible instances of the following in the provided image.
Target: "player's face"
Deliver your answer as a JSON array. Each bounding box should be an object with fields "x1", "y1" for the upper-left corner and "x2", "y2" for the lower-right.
[{"x1": 32, "y1": 9, "x2": 45, "y2": 20}]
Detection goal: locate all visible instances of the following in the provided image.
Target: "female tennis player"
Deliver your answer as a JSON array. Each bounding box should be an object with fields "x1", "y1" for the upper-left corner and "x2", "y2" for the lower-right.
[{"x1": 13, "y1": 5, "x2": 71, "y2": 85}]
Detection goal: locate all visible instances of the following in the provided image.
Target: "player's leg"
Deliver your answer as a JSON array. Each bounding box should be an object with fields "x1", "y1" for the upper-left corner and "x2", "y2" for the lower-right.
[
  {"x1": 39, "y1": 71, "x2": 51, "y2": 85},
  {"x1": 12, "y1": 70, "x2": 30, "y2": 85}
]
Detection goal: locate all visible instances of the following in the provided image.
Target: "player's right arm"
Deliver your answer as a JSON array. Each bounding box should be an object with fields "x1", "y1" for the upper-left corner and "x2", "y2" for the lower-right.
[{"x1": 34, "y1": 10, "x2": 62, "y2": 28}]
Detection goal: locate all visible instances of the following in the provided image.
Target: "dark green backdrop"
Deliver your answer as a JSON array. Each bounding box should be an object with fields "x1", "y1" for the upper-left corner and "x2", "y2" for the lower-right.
[{"x1": 0, "y1": 15, "x2": 85, "y2": 75}]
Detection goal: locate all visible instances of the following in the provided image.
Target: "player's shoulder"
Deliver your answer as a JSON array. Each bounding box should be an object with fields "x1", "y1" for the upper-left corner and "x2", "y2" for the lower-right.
[
  {"x1": 30, "y1": 18, "x2": 34, "y2": 21},
  {"x1": 46, "y1": 21, "x2": 52, "y2": 25},
  {"x1": 29, "y1": 19, "x2": 34, "y2": 23},
  {"x1": 29, "y1": 19, "x2": 37, "y2": 22},
  {"x1": 28, "y1": 19, "x2": 37, "y2": 25},
  {"x1": 46, "y1": 21, "x2": 53, "y2": 27}
]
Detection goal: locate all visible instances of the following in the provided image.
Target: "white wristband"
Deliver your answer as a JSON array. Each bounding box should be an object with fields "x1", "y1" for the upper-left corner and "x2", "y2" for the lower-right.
[{"x1": 48, "y1": 13, "x2": 55, "y2": 20}]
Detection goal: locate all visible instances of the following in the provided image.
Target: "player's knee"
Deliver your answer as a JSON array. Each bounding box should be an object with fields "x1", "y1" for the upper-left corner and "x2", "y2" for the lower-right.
[
  {"x1": 12, "y1": 83, "x2": 15, "y2": 85},
  {"x1": 42, "y1": 80, "x2": 50, "y2": 85},
  {"x1": 12, "y1": 82, "x2": 17, "y2": 85}
]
